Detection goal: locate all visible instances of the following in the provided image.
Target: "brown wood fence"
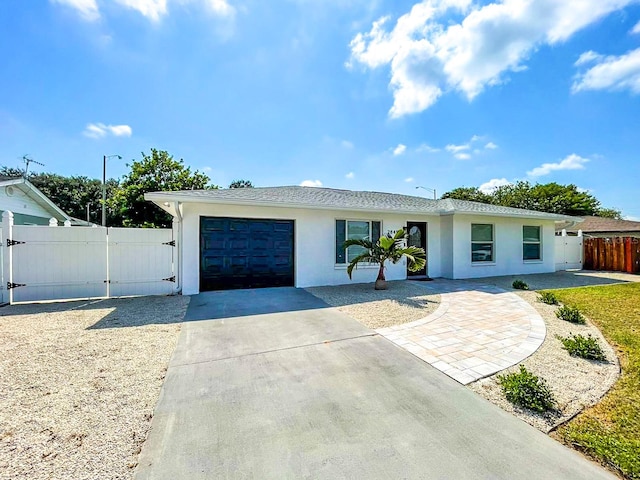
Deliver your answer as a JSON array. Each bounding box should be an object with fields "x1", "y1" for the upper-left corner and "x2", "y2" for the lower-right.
[{"x1": 583, "y1": 237, "x2": 640, "y2": 273}]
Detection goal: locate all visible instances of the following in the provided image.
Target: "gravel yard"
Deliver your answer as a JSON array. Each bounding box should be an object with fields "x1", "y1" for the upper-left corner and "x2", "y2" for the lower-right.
[
  {"x1": 307, "y1": 280, "x2": 440, "y2": 329},
  {"x1": 0, "y1": 295, "x2": 188, "y2": 480}
]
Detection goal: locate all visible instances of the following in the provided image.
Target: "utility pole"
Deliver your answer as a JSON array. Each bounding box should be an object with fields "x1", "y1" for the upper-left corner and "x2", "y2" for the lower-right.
[
  {"x1": 102, "y1": 155, "x2": 122, "y2": 227},
  {"x1": 416, "y1": 186, "x2": 437, "y2": 200}
]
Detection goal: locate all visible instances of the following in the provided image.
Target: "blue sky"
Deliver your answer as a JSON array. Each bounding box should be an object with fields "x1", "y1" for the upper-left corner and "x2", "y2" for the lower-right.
[{"x1": 1, "y1": 0, "x2": 639, "y2": 218}]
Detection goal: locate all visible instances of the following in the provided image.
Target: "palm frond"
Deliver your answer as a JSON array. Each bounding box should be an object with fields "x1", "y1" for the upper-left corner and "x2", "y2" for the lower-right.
[{"x1": 346, "y1": 252, "x2": 380, "y2": 279}]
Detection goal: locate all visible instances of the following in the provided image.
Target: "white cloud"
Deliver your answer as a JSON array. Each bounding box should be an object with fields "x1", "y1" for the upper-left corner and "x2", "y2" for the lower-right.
[
  {"x1": 445, "y1": 143, "x2": 470, "y2": 153},
  {"x1": 479, "y1": 178, "x2": 511, "y2": 193},
  {"x1": 527, "y1": 153, "x2": 589, "y2": 177},
  {"x1": 632, "y1": 20, "x2": 640, "y2": 34},
  {"x1": 572, "y1": 48, "x2": 640, "y2": 94},
  {"x1": 393, "y1": 143, "x2": 407, "y2": 156},
  {"x1": 202, "y1": 0, "x2": 235, "y2": 17},
  {"x1": 345, "y1": 172, "x2": 355, "y2": 179},
  {"x1": 416, "y1": 143, "x2": 440, "y2": 153},
  {"x1": 454, "y1": 152, "x2": 471, "y2": 160},
  {"x1": 341, "y1": 140, "x2": 354, "y2": 149},
  {"x1": 113, "y1": 0, "x2": 167, "y2": 21},
  {"x1": 300, "y1": 179, "x2": 323, "y2": 187},
  {"x1": 404, "y1": 177, "x2": 414, "y2": 183},
  {"x1": 484, "y1": 141, "x2": 498, "y2": 149},
  {"x1": 348, "y1": 0, "x2": 634, "y2": 117},
  {"x1": 52, "y1": 0, "x2": 234, "y2": 22},
  {"x1": 51, "y1": 0, "x2": 100, "y2": 21},
  {"x1": 83, "y1": 123, "x2": 133, "y2": 138}
]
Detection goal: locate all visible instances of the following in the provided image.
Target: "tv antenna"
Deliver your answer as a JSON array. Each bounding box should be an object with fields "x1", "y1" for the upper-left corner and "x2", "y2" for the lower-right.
[{"x1": 21, "y1": 155, "x2": 45, "y2": 176}]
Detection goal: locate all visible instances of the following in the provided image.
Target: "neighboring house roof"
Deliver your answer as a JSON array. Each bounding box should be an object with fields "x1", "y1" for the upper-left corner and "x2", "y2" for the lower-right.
[
  {"x1": 0, "y1": 176, "x2": 71, "y2": 223},
  {"x1": 560, "y1": 216, "x2": 640, "y2": 235},
  {"x1": 146, "y1": 186, "x2": 579, "y2": 222}
]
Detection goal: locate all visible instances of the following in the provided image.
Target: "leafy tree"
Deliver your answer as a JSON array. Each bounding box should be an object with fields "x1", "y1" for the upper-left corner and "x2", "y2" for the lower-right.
[
  {"x1": 594, "y1": 207, "x2": 622, "y2": 219},
  {"x1": 343, "y1": 228, "x2": 426, "y2": 290},
  {"x1": 229, "y1": 179, "x2": 253, "y2": 188},
  {"x1": 113, "y1": 149, "x2": 213, "y2": 228},
  {"x1": 441, "y1": 187, "x2": 492, "y2": 204}
]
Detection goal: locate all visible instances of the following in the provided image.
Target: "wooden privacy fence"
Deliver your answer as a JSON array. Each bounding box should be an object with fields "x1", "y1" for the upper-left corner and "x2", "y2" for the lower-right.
[
  {"x1": 583, "y1": 237, "x2": 640, "y2": 273},
  {"x1": 1, "y1": 211, "x2": 178, "y2": 304}
]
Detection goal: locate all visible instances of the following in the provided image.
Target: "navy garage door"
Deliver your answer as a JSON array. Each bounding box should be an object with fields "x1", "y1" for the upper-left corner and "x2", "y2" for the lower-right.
[{"x1": 200, "y1": 217, "x2": 295, "y2": 291}]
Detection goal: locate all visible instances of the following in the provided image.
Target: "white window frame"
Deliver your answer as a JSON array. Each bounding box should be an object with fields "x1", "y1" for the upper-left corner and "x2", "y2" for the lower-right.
[
  {"x1": 471, "y1": 223, "x2": 495, "y2": 264},
  {"x1": 523, "y1": 225, "x2": 542, "y2": 262},
  {"x1": 335, "y1": 219, "x2": 382, "y2": 266}
]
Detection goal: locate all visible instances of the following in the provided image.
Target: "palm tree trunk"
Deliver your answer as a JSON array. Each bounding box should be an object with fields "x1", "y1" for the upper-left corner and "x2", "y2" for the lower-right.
[
  {"x1": 376, "y1": 262, "x2": 385, "y2": 281},
  {"x1": 375, "y1": 261, "x2": 387, "y2": 290}
]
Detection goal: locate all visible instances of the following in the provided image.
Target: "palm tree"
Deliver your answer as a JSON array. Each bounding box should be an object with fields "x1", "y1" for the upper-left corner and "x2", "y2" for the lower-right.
[{"x1": 343, "y1": 228, "x2": 426, "y2": 290}]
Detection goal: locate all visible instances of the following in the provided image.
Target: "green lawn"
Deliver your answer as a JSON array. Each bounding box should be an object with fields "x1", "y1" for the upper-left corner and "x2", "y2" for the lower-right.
[{"x1": 549, "y1": 283, "x2": 640, "y2": 479}]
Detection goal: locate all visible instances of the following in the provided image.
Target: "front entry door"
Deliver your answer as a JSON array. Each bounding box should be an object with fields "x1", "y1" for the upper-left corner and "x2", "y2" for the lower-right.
[{"x1": 406, "y1": 222, "x2": 427, "y2": 277}]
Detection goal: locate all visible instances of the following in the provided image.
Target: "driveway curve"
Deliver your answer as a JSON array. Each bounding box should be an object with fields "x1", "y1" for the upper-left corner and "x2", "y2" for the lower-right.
[{"x1": 378, "y1": 281, "x2": 546, "y2": 384}]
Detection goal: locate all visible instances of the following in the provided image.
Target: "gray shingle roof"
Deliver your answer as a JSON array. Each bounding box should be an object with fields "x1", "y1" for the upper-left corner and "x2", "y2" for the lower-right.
[{"x1": 146, "y1": 186, "x2": 578, "y2": 221}]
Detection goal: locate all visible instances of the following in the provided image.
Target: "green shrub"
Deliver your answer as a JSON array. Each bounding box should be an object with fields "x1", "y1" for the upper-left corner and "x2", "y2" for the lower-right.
[
  {"x1": 539, "y1": 291, "x2": 559, "y2": 305},
  {"x1": 512, "y1": 279, "x2": 529, "y2": 290},
  {"x1": 497, "y1": 365, "x2": 556, "y2": 413},
  {"x1": 557, "y1": 334, "x2": 606, "y2": 361},
  {"x1": 556, "y1": 305, "x2": 586, "y2": 324}
]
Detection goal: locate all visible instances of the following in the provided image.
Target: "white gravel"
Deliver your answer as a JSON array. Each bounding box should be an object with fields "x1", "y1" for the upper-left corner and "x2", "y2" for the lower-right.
[
  {"x1": 0, "y1": 295, "x2": 188, "y2": 480},
  {"x1": 307, "y1": 281, "x2": 440, "y2": 329}
]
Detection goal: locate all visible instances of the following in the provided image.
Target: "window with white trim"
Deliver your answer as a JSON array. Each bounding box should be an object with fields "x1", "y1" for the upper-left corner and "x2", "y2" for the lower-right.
[
  {"x1": 523, "y1": 226, "x2": 542, "y2": 261},
  {"x1": 335, "y1": 220, "x2": 381, "y2": 264},
  {"x1": 471, "y1": 224, "x2": 494, "y2": 263}
]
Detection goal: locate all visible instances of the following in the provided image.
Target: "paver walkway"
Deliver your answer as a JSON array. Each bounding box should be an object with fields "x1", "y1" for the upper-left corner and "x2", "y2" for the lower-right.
[{"x1": 377, "y1": 281, "x2": 545, "y2": 384}]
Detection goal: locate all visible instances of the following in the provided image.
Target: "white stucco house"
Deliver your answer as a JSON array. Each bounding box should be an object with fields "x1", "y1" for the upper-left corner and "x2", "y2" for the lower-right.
[
  {"x1": 145, "y1": 186, "x2": 579, "y2": 295},
  {"x1": 0, "y1": 176, "x2": 70, "y2": 226}
]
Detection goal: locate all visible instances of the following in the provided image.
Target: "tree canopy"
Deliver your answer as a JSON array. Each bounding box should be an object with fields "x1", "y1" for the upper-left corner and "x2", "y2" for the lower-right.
[
  {"x1": 229, "y1": 179, "x2": 253, "y2": 188},
  {"x1": 112, "y1": 149, "x2": 214, "y2": 228},
  {"x1": 442, "y1": 181, "x2": 620, "y2": 218}
]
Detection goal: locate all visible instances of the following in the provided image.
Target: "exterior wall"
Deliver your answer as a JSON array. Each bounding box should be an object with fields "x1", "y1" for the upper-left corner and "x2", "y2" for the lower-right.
[
  {"x1": 440, "y1": 215, "x2": 454, "y2": 278},
  {"x1": 0, "y1": 186, "x2": 54, "y2": 223},
  {"x1": 450, "y1": 214, "x2": 556, "y2": 279},
  {"x1": 180, "y1": 203, "x2": 442, "y2": 295}
]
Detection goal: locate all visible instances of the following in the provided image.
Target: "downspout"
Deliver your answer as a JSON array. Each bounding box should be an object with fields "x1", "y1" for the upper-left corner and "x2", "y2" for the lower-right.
[{"x1": 173, "y1": 201, "x2": 183, "y2": 295}]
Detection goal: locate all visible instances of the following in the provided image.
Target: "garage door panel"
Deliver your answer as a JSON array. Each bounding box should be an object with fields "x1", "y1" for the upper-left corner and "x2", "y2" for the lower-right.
[{"x1": 200, "y1": 217, "x2": 294, "y2": 291}]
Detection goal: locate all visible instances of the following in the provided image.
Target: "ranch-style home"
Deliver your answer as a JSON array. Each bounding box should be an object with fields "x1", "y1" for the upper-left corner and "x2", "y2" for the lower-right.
[{"x1": 145, "y1": 186, "x2": 579, "y2": 295}]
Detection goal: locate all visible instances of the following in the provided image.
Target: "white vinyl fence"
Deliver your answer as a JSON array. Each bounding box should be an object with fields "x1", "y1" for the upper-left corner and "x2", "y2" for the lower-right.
[
  {"x1": 555, "y1": 230, "x2": 583, "y2": 271},
  {"x1": 1, "y1": 211, "x2": 177, "y2": 304}
]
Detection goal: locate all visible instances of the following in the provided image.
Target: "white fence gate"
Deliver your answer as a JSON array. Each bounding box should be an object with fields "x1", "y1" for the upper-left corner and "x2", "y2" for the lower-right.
[
  {"x1": 555, "y1": 230, "x2": 583, "y2": 271},
  {"x1": 2, "y1": 211, "x2": 177, "y2": 304}
]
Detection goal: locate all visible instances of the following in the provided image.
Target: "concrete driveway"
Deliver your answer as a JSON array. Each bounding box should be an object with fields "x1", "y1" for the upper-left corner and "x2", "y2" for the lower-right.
[{"x1": 135, "y1": 287, "x2": 614, "y2": 480}]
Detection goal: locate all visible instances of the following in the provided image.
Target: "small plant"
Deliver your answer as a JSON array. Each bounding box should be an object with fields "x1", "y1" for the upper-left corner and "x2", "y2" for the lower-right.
[
  {"x1": 512, "y1": 279, "x2": 529, "y2": 290},
  {"x1": 556, "y1": 305, "x2": 586, "y2": 324},
  {"x1": 557, "y1": 333, "x2": 606, "y2": 361},
  {"x1": 497, "y1": 365, "x2": 556, "y2": 413},
  {"x1": 539, "y1": 291, "x2": 559, "y2": 305}
]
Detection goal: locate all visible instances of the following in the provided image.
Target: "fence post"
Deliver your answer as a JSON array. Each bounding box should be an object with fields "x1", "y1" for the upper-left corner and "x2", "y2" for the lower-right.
[
  {"x1": 172, "y1": 216, "x2": 181, "y2": 294},
  {"x1": 2, "y1": 211, "x2": 14, "y2": 304},
  {"x1": 49, "y1": 218, "x2": 58, "y2": 227},
  {"x1": 64, "y1": 220, "x2": 71, "y2": 227}
]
